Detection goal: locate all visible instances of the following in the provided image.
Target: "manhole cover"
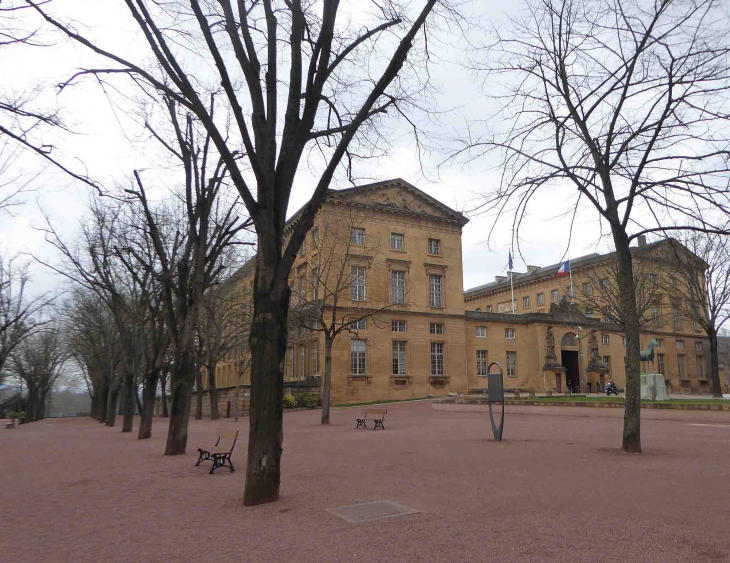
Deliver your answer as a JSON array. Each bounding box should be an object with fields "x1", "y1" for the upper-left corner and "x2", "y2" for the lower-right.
[{"x1": 327, "y1": 500, "x2": 420, "y2": 523}]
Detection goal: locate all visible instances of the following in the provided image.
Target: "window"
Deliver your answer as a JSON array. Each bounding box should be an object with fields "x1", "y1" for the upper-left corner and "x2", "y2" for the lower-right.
[
  {"x1": 537, "y1": 293, "x2": 544, "y2": 306},
  {"x1": 486, "y1": 306, "x2": 493, "y2": 313},
  {"x1": 312, "y1": 345, "x2": 319, "y2": 375},
  {"x1": 603, "y1": 355, "x2": 611, "y2": 371},
  {"x1": 523, "y1": 296, "x2": 530, "y2": 308},
  {"x1": 476, "y1": 350, "x2": 488, "y2": 376},
  {"x1": 697, "y1": 356, "x2": 705, "y2": 380},
  {"x1": 506, "y1": 351, "x2": 516, "y2": 377},
  {"x1": 350, "y1": 318, "x2": 367, "y2": 330},
  {"x1": 312, "y1": 228, "x2": 319, "y2": 246},
  {"x1": 428, "y1": 238, "x2": 441, "y2": 255},
  {"x1": 429, "y1": 274, "x2": 443, "y2": 307},
  {"x1": 677, "y1": 354, "x2": 685, "y2": 379},
  {"x1": 350, "y1": 340, "x2": 366, "y2": 375},
  {"x1": 583, "y1": 282, "x2": 593, "y2": 296},
  {"x1": 567, "y1": 286, "x2": 574, "y2": 299},
  {"x1": 475, "y1": 326, "x2": 486, "y2": 338},
  {"x1": 600, "y1": 278, "x2": 610, "y2": 291},
  {"x1": 391, "y1": 270, "x2": 405, "y2": 304},
  {"x1": 585, "y1": 308, "x2": 594, "y2": 316},
  {"x1": 676, "y1": 340, "x2": 684, "y2": 350},
  {"x1": 299, "y1": 345, "x2": 306, "y2": 378},
  {"x1": 649, "y1": 273, "x2": 657, "y2": 287},
  {"x1": 498, "y1": 301, "x2": 516, "y2": 313},
  {"x1": 299, "y1": 276, "x2": 306, "y2": 304},
  {"x1": 391, "y1": 233, "x2": 405, "y2": 251},
  {"x1": 430, "y1": 342, "x2": 444, "y2": 375},
  {"x1": 551, "y1": 289, "x2": 559, "y2": 302},
  {"x1": 656, "y1": 338, "x2": 663, "y2": 347},
  {"x1": 312, "y1": 267, "x2": 319, "y2": 301},
  {"x1": 350, "y1": 266, "x2": 366, "y2": 301},
  {"x1": 652, "y1": 306, "x2": 661, "y2": 327},
  {"x1": 287, "y1": 347, "x2": 294, "y2": 379},
  {"x1": 657, "y1": 353, "x2": 665, "y2": 375},
  {"x1": 670, "y1": 276, "x2": 678, "y2": 288},
  {"x1": 430, "y1": 323, "x2": 444, "y2": 334},
  {"x1": 300, "y1": 238, "x2": 306, "y2": 255},
  {"x1": 693, "y1": 307, "x2": 700, "y2": 331},
  {"x1": 392, "y1": 320, "x2": 407, "y2": 333},
  {"x1": 672, "y1": 306, "x2": 681, "y2": 329},
  {"x1": 476, "y1": 308, "x2": 481, "y2": 312},
  {"x1": 505, "y1": 328, "x2": 515, "y2": 339},
  {"x1": 393, "y1": 341, "x2": 407, "y2": 375},
  {"x1": 601, "y1": 335, "x2": 609, "y2": 345},
  {"x1": 350, "y1": 227, "x2": 365, "y2": 245},
  {"x1": 603, "y1": 306, "x2": 612, "y2": 322},
  {"x1": 695, "y1": 341, "x2": 703, "y2": 352}
]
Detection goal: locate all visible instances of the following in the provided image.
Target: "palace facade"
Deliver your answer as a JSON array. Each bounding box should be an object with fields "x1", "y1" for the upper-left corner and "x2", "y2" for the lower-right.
[{"x1": 201, "y1": 179, "x2": 712, "y2": 413}]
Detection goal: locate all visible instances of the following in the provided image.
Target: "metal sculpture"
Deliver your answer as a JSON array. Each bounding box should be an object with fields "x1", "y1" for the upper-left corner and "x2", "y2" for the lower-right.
[
  {"x1": 478, "y1": 361, "x2": 505, "y2": 441},
  {"x1": 640, "y1": 339, "x2": 660, "y2": 362}
]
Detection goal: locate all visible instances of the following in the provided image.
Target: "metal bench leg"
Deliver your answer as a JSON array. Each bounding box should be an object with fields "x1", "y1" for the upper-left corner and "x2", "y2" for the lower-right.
[
  {"x1": 195, "y1": 449, "x2": 207, "y2": 466},
  {"x1": 356, "y1": 419, "x2": 366, "y2": 429},
  {"x1": 374, "y1": 419, "x2": 384, "y2": 430}
]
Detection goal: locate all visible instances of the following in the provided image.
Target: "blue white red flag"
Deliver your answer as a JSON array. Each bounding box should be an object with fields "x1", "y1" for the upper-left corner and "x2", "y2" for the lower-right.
[
  {"x1": 508, "y1": 250, "x2": 514, "y2": 270},
  {"x1": 556, "y1": 260, "x2": 570, "y2": 277}
]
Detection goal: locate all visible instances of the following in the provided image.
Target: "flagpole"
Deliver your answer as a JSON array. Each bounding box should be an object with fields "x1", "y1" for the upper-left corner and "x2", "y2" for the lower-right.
[
  {"x1": 510, "y1": 270, "x2": 515, "y2": 314},
  {"x1": 569, "y1": 256, "x2": 574, "y2": 304}
]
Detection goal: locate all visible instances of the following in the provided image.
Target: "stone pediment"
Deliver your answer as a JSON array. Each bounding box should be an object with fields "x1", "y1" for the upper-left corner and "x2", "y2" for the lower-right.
[{"x1": 328, "y1": 179, "x2": 468, "y2": 225}]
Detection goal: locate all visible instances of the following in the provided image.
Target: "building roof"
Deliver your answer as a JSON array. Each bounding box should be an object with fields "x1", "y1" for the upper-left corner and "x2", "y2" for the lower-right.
[{"x1": 464, "y1": 239, "x2": 675, "y2": 300}]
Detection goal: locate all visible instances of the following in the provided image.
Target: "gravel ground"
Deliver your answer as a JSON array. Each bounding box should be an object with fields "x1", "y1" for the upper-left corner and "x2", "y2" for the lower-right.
[{"x1": 1, "y1": 401, "x2": 729, "y2": 563}]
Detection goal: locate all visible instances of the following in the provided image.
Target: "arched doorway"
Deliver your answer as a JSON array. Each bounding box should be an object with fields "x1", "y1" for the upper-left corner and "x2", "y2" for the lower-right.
[{"x1": 560, "y1": 332, "x2": 580, "y2": 393}]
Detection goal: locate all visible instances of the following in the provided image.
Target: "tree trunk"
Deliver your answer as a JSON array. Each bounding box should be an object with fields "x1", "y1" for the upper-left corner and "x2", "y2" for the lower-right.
[
  {"x1": 160, "y1": 372, "x2": 169, "y2": 417},
  {"x1": 25, "y1": 382, "x2": 36, "y2": 422},
  {"x1": 244, "y1": 289, "x2": 289, "y2": 506},
  {"x1": 135, "y1": 388, "x2": 143, "y2": 417},
  {"x1": 208, "y1": 362, "x2": 219, "y2": 420},
  {"x1": 138, "y1": 368, "x2": 160, "y2": 440},
  {"x1": 613, "y1": 234, "x2": 642, "y2": 453},
  {"x1": 233, "y1": 382, "x2": 240, "y2": 422},
  {"x1": 708, "y1": 329, "x2": 722, "y2": 398},
  {"x1": 164, "y1": 352, "x2": 195, "y2": 455},
  {"x1": 99, "y1": 374, "x2": 110, "y2": 423},
  {"x1": 106, "y1": 384, "x2": 119, "y2": 427},
  {"x1": 195, "y1": 368, "x2": 203, "y2": 420},
  {"x1": 122, "y1": 370, "x2": 134, "y2": 433},
  {"x1": 321, "y1": 337, "x2": 334, "y2": 425}
]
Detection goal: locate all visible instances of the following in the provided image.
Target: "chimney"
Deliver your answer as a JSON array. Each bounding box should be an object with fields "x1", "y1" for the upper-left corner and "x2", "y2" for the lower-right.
[
  {"x1": 495, "y1": 275, "x2": 507, "y2": 283},
  {"x1": 527, "y1": 265, "x2": 541, "y2": 274},
  {"x1": 637, "y1": 235, "x2": 647, "y2": 247}
]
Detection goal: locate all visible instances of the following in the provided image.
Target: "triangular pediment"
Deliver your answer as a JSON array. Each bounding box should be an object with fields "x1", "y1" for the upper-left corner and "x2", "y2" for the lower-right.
[{"x1": 327, "y1": 179, "x2": 468, "y2": 224}]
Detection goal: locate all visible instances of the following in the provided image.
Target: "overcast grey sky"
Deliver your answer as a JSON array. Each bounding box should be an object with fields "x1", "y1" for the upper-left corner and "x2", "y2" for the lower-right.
[{"x1": 0, "y1": 0, "x2": 621, "y2": 299}]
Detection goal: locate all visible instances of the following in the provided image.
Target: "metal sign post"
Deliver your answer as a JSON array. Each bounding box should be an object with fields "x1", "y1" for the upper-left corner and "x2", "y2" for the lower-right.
[{"x1": 477, "y1": 361, "x2": 505, "y2": 441}]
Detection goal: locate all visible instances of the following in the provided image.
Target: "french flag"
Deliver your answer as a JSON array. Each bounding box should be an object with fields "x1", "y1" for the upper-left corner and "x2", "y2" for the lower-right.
[{"x1": 556, "y1": 260, "x2": 570, "y2": 277}]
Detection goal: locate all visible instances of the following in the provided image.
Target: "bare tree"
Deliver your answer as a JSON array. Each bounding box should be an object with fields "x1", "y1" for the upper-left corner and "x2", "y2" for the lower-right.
[
  {"x1": 0, "y1": 254, "x2": 51, "y2": 383},
  {"x1": 663, "y1": 233, "x2": 730, "y2": 398},
  {"x1": 288, "y1": 201, "x2": 408, "y2": 424},
  {"x1": 7, "y1": 325, "x2": 68, "y2": 420},
  {"x1": 29, "y1": 0, "x2": 453, "y2": 505},
  {"x1": 455, "y1": 0, "x2": 730, "y2": 452},
  {"x1": 574, "y1": 250, "x2": 660, "y2": 332}
]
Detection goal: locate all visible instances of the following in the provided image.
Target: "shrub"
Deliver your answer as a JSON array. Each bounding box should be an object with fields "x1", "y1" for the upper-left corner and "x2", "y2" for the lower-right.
[
  {"x1": 300, "y1": 393, "x2": 320, "y2": 409},
  {"x1": 283, "y1": 395, "x2": 297, "y2": 409}
]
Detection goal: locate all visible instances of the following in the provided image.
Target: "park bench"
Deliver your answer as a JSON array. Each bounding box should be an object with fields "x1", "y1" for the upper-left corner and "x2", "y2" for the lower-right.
[
  {"x1": 355, "y1": 408, "x2": 387, "y2": 430},
  {"x1": 195, "y1": 428, "x2": 239, "y2": 474},
  {"x1": 4, "y1": 419, "x2": 15, "y2": 429}
]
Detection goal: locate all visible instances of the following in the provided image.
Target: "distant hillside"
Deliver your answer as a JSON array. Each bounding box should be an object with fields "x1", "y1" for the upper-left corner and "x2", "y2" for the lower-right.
[{"x1": 48, "y1": 390, "x2": 91, "y2": 417}]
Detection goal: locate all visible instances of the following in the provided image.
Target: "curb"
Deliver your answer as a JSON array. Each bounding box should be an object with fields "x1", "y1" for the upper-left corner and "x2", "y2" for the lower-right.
[{"x1": 433, "y1": 398, "x2": 730, "y2": 411}]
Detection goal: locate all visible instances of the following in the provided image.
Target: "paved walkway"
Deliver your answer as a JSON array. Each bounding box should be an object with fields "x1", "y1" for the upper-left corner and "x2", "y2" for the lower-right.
[{"x1": 1, "y1": 401, "x2": 729, "y2": 562}]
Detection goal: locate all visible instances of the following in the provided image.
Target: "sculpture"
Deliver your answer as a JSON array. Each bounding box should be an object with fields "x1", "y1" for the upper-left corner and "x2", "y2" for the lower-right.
[
  {"x1": 640, "y1": 339, "x2": 660, "y2": 362},
  {"x1": 586, "y1": 332, "x2": 608, "y2": 373},
  {"x1": 545, "y1": 326, "x2": 558, "y2": 366}
]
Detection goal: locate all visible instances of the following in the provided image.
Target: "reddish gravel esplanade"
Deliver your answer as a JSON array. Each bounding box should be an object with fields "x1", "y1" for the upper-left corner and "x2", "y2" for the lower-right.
[{"x1": 1, "y1": 401, "x2": 729, "y2": 562}]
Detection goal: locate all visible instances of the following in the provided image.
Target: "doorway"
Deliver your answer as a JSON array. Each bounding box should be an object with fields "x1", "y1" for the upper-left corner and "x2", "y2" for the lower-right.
[{"x1": 561, "y1": 350, "x2": 580, "y2": 393}]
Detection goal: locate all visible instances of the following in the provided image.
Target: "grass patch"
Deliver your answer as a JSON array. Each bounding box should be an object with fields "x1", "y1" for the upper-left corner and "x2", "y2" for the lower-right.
[
  {"x1": 334, "y1": 397, "x2": 430, "y2": 409},
  {"x1": 521, "y1": 396, "x2": 729, "y2": 405}
]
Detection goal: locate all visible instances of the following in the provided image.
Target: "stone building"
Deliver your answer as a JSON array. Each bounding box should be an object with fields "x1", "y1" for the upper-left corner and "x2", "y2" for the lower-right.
[{"x1": 198, "y1": 179, "x2": 712, "y2": 415}]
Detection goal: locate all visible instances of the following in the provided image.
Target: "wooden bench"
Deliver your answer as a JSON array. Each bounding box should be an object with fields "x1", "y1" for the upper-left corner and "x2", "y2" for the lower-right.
[
  {"x1": 195, "y1": 428, "x2": 239, "y2": 474},
  {"x1": 4, "y1": 419, "x2": 15, "y2": 429},
  {"x1": 355, "y1": 408, "x2": 387, "y2": 430}
]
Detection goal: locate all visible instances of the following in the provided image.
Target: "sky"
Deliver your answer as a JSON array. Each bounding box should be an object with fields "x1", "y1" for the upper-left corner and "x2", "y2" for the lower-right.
[{"x1": 0, "y1": 0, "x2": 623, "y2": 300}]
